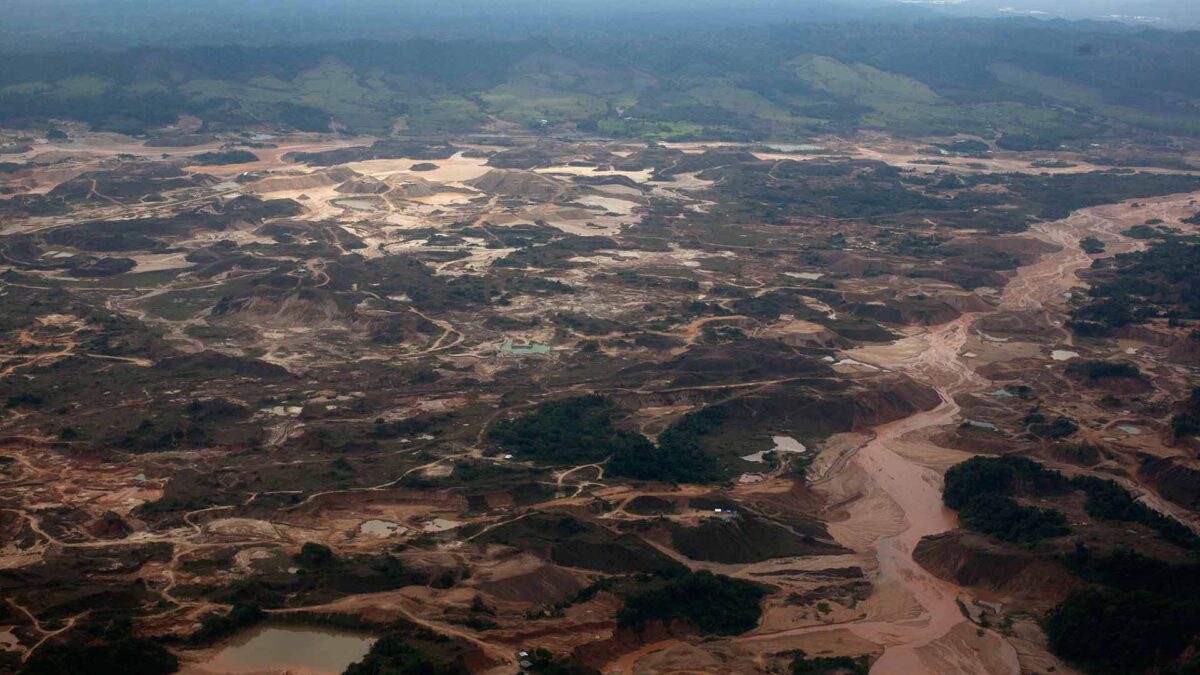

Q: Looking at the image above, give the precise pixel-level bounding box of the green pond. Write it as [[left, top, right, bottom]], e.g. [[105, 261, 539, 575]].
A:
[[501, 340, 550, 354]]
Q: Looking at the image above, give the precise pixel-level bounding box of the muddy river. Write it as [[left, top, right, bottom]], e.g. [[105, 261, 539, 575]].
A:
[[765, 194, 1184, 674]]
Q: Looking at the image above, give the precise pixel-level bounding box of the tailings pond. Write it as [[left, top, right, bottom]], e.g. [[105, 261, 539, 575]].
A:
[[190, 625, 375, 674]]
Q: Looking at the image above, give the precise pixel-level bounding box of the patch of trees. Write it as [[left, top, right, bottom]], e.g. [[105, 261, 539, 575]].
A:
[[1065, 545, 1200, 597], [1069, 238, 1200, 336], [0, 89, 187, 135], [789, 652, 870, 675], [1073, 476, 1200, 550], [494, 235, 614, 270], [489, 396, 725, 483], [344, 622, 474, 675], [955, 492, 1070, 544], [1094, 155, 1200, 172], [66, 255, 136, 278], [944, 456, 1200, 550], [286, 140, 457, 167], [1046, 548, 1200, 675], [942, 456, 1072, 543], [1080, 237, 1105, 254], [996, 133, 1060, 152], [210, 550, 429, 610], [277, 103, 331, 132], [6, 391, 43, 408], [1024, 411, 1079, 439], [1122, 224, 1167, 239], [295, 542, 336, 568], [698, 159, 943, 224], [458, 222, 557, 249], [1065, 360, 1143, 380], [488, 395, 650, 465], [933, 139, 990, 156], [616, 569, 767, 636], [1045, 587, 1200, 675], [591, 271, 700, 293], [524, 649, 601, 675], [115, 398, 254, 453], [960, 172, 1200, 222], [353, 255, 568, 314], [188, 150, 258, 165], [189, 603, 265, 645], [476, 512, 682, 575], [552, 311, 627, 336], [1172, 388, 1200, 438], [21, 619, 178, 675], [609, 405, 724, 483]]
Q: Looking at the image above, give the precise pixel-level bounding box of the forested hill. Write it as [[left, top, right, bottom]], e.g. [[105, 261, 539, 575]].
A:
[[2, 19, 1199, 144], [0, 0, 890, 52]]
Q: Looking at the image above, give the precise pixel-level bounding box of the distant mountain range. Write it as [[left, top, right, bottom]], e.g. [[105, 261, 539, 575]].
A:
[[2, 18, 1198, 144]]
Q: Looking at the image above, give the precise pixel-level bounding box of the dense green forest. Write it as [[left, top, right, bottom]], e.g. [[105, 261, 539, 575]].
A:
[[1173, 389, 1200, 438], [1046, 547, 1200, 674], [3, 20, 1200, 142], [1069, 237, 1200, 336], [943, 456, 1200, 550], [343, 621, 475, 675], [614, 569, 768, 635], [942, 456, 1071, 544], [487, 396, 725, 483], [19, 619, 178, 675], [944, 457, 1200, 671]]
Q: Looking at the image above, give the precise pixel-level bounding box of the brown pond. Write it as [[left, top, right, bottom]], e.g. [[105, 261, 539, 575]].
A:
[[188, 625, 375, 674]]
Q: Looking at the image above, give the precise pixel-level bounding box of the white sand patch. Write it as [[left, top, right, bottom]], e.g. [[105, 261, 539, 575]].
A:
[[345, 152, 491, 183], [773, 435, 808, 454], [407, 192, 478, 206], [835, 357, 879, 371], [574, 194, 638, 215], [535, 165, 653, 183], [590, 184, 645, 198], [742, 436, 808, 463], [126, 249, 194, 270], [265, 406, 303, 417], [422, 518, 463, 533], [358, 520, 408, 537]]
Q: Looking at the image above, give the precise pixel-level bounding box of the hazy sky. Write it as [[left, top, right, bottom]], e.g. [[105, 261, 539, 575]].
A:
[[0, 0, 1195, 52]]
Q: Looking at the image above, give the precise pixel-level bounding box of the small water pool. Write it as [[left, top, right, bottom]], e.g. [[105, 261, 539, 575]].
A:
[[194, 625, 375, 674]]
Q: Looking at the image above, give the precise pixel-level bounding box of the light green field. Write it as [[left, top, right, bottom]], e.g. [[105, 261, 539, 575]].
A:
[[52, 75, 113, 98], [482, 83, 608, 124]]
